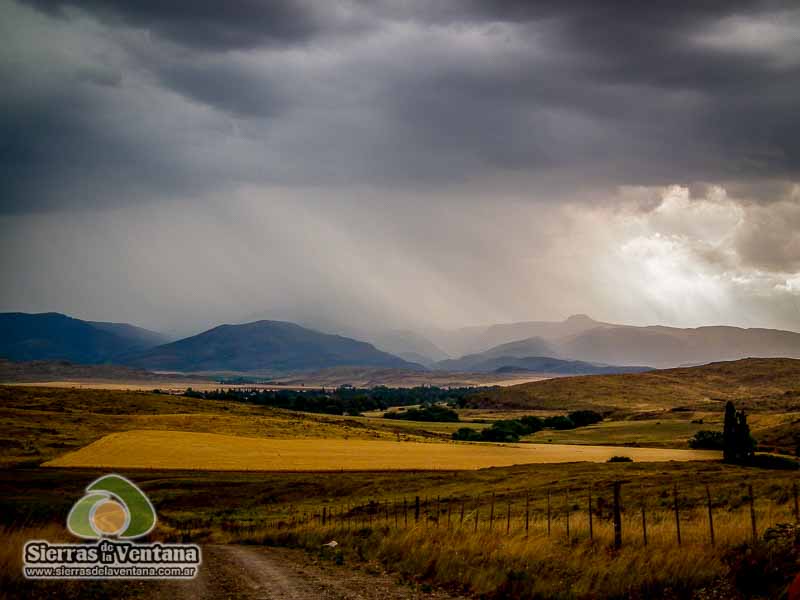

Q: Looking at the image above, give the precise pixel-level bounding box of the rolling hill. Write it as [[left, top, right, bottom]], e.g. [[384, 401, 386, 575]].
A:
[[558, 324, 800, 368], [124, 320, 423, 373], [466, 357, 800, 413], [0, 312, 167, 364], [429, 315, 800, 369], [441, 355, 651, 375], [427, 314, 602, 357], [435, 336, 557, 371]]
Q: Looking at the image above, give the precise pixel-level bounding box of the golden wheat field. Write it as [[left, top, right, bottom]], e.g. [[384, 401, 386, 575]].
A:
[[43, 429, 720, 471]]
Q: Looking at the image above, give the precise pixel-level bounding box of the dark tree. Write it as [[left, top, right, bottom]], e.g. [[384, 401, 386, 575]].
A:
[[723, 401, 755, 464], [723, 401, 736, 462]]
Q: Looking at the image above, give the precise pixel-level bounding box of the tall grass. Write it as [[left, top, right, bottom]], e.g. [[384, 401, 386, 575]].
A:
[[218, 497, 795, 598]]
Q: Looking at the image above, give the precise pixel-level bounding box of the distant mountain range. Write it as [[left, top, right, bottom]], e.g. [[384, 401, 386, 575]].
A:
[[0, 312, 167, 364], [4, 311, 800, 375], [427, 314, 800, 369], [437, 354, 650, 375], [123, 320, 423, 373]]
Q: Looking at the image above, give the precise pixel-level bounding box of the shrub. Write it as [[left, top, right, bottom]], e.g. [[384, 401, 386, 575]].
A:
[[724, 523, 800, 598], [384, 405, 459, 422], [567, 410, 603, 427], [750, 453, 800, 470], [451, 428, 482, 441], [543, 415, 575, 430], [607, 455, 633, 463], [689, 430, 724, 450]]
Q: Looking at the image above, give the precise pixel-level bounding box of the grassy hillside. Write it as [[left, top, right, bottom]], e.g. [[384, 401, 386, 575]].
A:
[[467, 357, 800, 413], [0, 386, 446, 468]]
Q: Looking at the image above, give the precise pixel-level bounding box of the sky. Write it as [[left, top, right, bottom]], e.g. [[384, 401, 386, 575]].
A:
[[1, 0, 800, 337]]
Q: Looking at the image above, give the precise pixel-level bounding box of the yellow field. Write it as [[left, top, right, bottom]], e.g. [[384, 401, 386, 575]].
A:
[[44, 430, 720, 471]]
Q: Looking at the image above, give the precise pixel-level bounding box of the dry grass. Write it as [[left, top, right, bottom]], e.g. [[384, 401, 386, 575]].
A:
[[0, 385, 448, 467], [43, 429, 720, 471], [472, 357, 800, 413], [220, 497, 796, 598]]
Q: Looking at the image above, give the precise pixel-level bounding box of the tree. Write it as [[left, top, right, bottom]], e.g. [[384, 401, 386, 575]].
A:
[[723, 401, 755, 464], [723, 401, 737, 462]]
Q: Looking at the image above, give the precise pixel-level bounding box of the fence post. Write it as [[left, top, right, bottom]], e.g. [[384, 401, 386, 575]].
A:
[[489, 493, 495, 531], [794, 482, 799, 523], [415, 496, 420, 523], [447, 498, 452, 528], [749, 484, 757, 542], [506, 500, 511, 535], [613, 481, 622, 549], [673, 484, 681, 546], [322, 506, 327, 526], [706, 484, 715, 547], [588, 485, 594, 543], [641, 495, 647, 547], [394, 501, 398, 528], [436, 496, 441, 527], [404, 497, 408, 527], [460, 499, 465, 527], [525, 494, 530, 537], [547, 489, 552, 537], [474, 496, 480, 533], [565, 489, 570, 542]]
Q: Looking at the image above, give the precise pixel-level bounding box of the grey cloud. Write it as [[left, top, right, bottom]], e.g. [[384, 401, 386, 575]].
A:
[[4, 0, 800, 213], [22, 0, 328, 50], [3, 0, 800, 335]]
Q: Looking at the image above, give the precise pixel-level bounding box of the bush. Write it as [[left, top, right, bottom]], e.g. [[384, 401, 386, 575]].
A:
[[689, 430, 724, 450], [451, 428, 482, 442], [607, 455, 633, 463], [567, 410, 603, 427], [384, 405, 459, 422], [724, 523, 800, 598], [543, 415, 575, 430], [750, 453, 800, 470]]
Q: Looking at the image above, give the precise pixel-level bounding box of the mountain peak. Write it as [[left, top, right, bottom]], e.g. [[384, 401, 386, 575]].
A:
[[565, 314, 595, 323]]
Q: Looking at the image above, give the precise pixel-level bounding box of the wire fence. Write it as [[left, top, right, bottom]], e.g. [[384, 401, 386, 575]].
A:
[[235, 478, 800, 549]]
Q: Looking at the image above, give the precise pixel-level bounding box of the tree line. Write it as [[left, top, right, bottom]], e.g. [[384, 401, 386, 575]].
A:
[[183, 385, 492, 417]]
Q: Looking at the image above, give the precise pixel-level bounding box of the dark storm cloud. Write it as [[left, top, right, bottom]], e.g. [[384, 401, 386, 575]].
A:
[[21, 0, 328, 50], [2, 0, 798, 214]]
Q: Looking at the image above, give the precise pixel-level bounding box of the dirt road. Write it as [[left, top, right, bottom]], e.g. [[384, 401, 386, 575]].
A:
[[161, 544, 463, 599]]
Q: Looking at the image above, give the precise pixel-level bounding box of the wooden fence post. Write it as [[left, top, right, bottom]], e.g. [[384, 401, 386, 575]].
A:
[[673, 484, 681, 546], [415, 496, 420, 523], [547, 489, 552, 537], [404, 497, 408, 527], [460, 499, 465, 527], [565, 489, 570, 542], [794, 482, 799, 523], [613, 481, 622, 550], [588, 486, 594, 543], [641, 495, 647, 547], [322, 506, 327, 526], [489, 493, 495, 531], [447, 498, 452, 528], [525, 494, 530, 537], [506, 500, 511, 535], [749, 484, 757, 542], [706, 485, 715, 547], [394, 501, 398, 528], [474, 496, 480, 533]]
